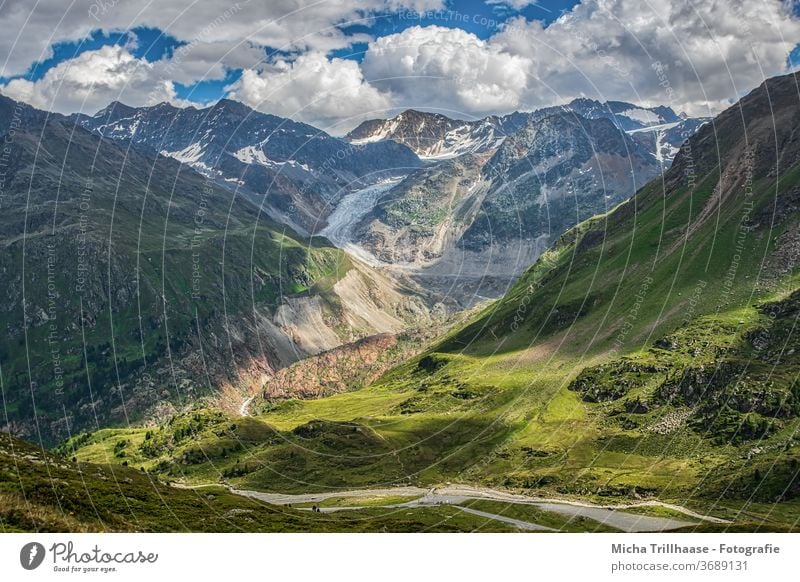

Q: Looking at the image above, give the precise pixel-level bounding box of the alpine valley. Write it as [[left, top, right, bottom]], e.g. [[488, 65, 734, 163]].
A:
[[2, 70, 799, 534]]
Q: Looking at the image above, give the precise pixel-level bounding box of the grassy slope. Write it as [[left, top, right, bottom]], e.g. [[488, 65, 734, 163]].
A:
[[0, 98, 356, 443]]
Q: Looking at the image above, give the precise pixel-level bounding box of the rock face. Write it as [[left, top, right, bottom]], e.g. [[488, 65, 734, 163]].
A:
[[461, 113, 661, 250], [347, 109, 526, 159], [549, 98, 682, 131], [72, 100, 422, 233], [627, 117, 711, 166], [355, 154, 489, 264], [348, 112, 662, 305], [527, 99, 711, 170], [342, 100, 706, 305], [261, 333, 401, 401]]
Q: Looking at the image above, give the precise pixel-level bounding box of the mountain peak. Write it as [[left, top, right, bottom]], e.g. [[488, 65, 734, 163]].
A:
[[568, 96, 603, 108], [396, 108, 453, 121], [347, 109, 510, 158], [93, 100, 137, 119], [211, 97, 255, 115]]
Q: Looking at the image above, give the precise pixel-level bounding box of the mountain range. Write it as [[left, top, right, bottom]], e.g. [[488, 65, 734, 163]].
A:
[[72, 99, 422, 234], [69, 95, 710, 309], [346, 102, 699, 303], [3, 73, 799, 533], [346, 98, 708, 164]]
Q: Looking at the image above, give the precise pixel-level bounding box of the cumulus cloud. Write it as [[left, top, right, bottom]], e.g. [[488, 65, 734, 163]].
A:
[[362, 25, 531, 116], [161, 40, 266, 86], [0, 45, 193, 114], [355, 0, 800, 120], [492, 0, 800, 115], [228, 51, 392, 131]]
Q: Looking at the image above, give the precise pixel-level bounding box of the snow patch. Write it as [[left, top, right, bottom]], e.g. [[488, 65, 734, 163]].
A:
[[350, 134, 386, 145], [619, 108, 663, 126], [161, 142, 205, 164], [233, 145, 271, 165], [625, 121, 680, 134]]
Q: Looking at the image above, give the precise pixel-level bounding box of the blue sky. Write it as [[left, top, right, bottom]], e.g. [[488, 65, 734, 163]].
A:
[[791, 44, 800, 68]]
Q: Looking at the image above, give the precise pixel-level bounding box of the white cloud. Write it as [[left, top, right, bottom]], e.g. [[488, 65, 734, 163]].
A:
[[0, 45, 194, 114], [0, 0, 444, 120], [362, 25, 532, 116], [228, 51, 392, 131], [491, 0, 800, 116], [160, 40, 266, 86], [355, 0, 800, 120]]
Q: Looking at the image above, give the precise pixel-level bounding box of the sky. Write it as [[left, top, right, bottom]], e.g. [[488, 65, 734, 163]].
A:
[[0, 0, 798, 134]]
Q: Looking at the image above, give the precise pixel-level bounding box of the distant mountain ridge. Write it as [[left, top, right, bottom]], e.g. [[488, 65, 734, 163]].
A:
[[347, 109, 528, 160], [72, 99, 422, 233], [72, 96, 705, 266], [347, 99, 709, 165], [350, 109, 664, 304]]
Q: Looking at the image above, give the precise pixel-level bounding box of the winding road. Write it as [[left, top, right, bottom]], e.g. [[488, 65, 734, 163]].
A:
[[228, 484, 728, 532]]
